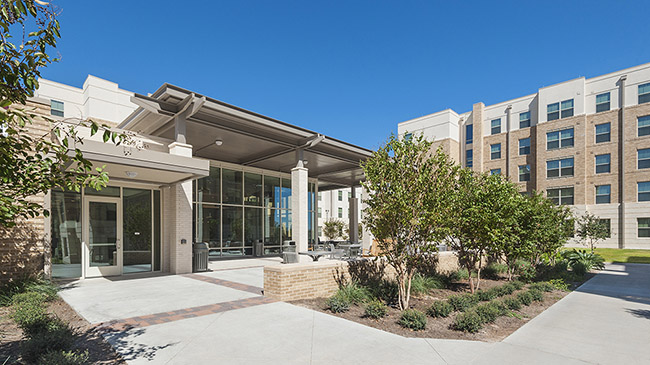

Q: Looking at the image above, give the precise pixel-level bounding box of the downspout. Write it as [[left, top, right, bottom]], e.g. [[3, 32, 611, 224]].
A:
[[618, 75, 627, 249]]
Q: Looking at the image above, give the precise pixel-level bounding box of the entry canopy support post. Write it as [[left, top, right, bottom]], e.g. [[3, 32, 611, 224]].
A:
[[349, 187, 359, 244], [292, 159, 310, 262], [361, 185, 372, 253], [168, 142, 194, 274]]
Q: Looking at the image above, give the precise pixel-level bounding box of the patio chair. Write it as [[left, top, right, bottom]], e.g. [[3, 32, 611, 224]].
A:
[[330, 249, 345, 260]]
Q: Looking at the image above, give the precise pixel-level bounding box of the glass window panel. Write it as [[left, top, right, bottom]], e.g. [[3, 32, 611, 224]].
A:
[[196, 205, 220, 250], [222, 169, 243, 205], [264, 176, 281, 208], [222, 206, 243, 248], [639, 116, 650, 136], [547, 103, 559, 113], [264, 208, 282, 247], [281, 178, 292, 209], [88, 201, 118, 267], [308, 183, 316, 211], [466, 149, 473, 168], [153, 190, 161, 271], [50, 99, 64, 117], [123, 188, 152, 273], [84, 185, 120, 197], [196, 167, 220, 203], [561, 99, 574, 109], [281, 209, 292, 242], [465, 124, 473, 144], [519, 138, 530, 155], [490, 169, 501, 175], [244, 207, 263, 247], [519, 111, 531, 129], [639, 148, 650, 169], [51, 190, 82, 278], [596, 93, 610, 103], [244, 172, 262, 206], [491, 119, 501, 134], [638, 218, 650, 237]]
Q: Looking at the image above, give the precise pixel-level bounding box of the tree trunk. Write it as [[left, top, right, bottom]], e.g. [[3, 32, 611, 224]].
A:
[[466, 263, 475, 293], [476, 253, 483, 291]]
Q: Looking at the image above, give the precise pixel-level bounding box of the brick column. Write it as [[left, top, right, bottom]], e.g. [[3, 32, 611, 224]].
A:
[[168, 142, 193, 274], [291, 162, 309, 262], [472, 102, 485, 172]]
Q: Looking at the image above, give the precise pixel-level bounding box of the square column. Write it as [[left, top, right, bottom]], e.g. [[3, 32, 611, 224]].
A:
[[291, 163, 309, 262], [349, 187, 359, 244], [361, 186, 372, 253], [168, 142, 193, 274]]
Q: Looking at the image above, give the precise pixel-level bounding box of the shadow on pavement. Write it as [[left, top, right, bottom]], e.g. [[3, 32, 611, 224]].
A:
[[573, 263, 650, 306]]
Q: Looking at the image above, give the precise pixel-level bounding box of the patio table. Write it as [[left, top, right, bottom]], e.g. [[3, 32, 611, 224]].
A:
[[298, 250, 331, 262]]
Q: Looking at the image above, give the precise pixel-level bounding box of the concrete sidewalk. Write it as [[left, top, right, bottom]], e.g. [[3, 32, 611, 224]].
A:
[[59, 264, 650, 364]]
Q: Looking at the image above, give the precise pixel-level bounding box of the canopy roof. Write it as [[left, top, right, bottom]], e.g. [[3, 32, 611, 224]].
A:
[[119, 84, 372, 190]]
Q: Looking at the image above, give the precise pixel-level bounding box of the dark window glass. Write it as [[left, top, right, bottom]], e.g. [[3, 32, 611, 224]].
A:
[[595, 154, 611, 174], [596, 93, 610, 113], [519, 111, 531, 128], [519, 138, 530, 155], [465, 124, 473, 144], [595, 123, 611, 143], [596, 185, 611, 204]]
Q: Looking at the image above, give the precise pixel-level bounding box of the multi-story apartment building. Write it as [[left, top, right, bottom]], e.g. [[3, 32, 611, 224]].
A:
[[317, 187, 363, 241], [398, 63, 650, 249]]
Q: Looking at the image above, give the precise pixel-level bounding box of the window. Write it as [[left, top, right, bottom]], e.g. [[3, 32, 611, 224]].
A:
[[561, 99, 574, 118], [639, 181, 650, 202], [338, 190, 343, 201], [490, 143, 501, 160], [595, 154, 611, 174], [639, 148, 650, 169], [466, 149, 473, 168], [490, 169, 501, 175], [519, 138, 530, 155], [639, 218, 650, 238], [50, 100, 64, 117], [547, 157, 574, 178], [348, 192, 352, 200], [639, 115, 650, 137], [318, 208, 322, 218], [547, 187, 574, 205], [547, 128, 574, 150], [465, 124, 473, 144], [596, 93, 610, 112], [547, 102, 560, 121], [595, 122, 611, 143], [338, 207, 343, 218], [639, 83, 650, 104], [519, 165, 531, 182], [598, 219, 611, 238], [519, 111, 531, 129], [491, 119, 501, 135], [596, 185, 611, 204], [404, 133, 413, 141], [318, 192, 322, 201]]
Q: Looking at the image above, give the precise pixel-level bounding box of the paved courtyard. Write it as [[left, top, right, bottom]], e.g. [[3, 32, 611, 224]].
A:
[[59, 262, 650, 364]]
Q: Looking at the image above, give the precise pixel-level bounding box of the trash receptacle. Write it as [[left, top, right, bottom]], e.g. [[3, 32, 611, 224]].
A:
[[282, 240, 298, 264], [193, 242, 209, 272], [255, 240, 264, 257]]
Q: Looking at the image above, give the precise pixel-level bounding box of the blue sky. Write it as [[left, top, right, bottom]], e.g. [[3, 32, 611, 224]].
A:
[[43, 0, 650, 150]]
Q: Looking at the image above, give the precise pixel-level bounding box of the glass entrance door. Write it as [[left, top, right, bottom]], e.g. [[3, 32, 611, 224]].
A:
[[83, 197, 122, 277]]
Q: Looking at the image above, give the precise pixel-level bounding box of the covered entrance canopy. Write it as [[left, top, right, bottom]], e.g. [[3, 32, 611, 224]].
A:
[[119, 84, 372, 191]]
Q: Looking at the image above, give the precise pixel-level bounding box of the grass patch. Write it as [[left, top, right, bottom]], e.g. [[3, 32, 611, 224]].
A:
[[593, 248, 650, 264]]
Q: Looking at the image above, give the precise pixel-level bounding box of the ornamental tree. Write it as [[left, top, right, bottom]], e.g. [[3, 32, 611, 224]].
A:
[[575, 212, 609, 253], [322, 218, 346, 241], [0, 0, 128, 227], [362, 134, 458, 310], [528, 192, 575, 265]]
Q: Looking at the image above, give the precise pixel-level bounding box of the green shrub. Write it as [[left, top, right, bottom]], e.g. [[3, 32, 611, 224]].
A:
[[529, 289, 544, 302], [453, 310, 483, 333], [427, 300, 453, 318], [563, 249, 605, 275], [11, 292, 50, 337], [482, 262, 508, 279], [448, 293, 479, 312], [39, 350, 89, 365], [517, 291, 533, 306], [0, 276, 58, 306], [450, 268, 469, 281], [371, 279, 399, 304], [535, 261, 570, 281], [410, 273, 446, 295], [19, 319, 75, 364], [398, 309, 427, 331], [514, 260, 536, 283], [529, 282, 554, 293], [571, 261, 589, 277], [477, 288, 498, 302], [336, 282, 373, 304], [326, 295, 350, 313], [511, 280, 525, 290], [364, 300, 387, 319], [549, 278, 570, 291], [475, 302, 501, 323], [502, 296, 521, 311], [498, 283, 516, 296]]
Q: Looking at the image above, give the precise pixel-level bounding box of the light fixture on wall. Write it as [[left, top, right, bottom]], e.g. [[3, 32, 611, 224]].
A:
[[215, 139, 223, 146], [125, 171, 138, 178]]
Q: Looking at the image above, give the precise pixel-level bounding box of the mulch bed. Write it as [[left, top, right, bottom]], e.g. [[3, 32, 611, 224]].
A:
[[0, 298, 125, 364], [291, 278, 571, 342]]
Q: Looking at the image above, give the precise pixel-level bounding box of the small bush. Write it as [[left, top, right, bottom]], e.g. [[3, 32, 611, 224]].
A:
[[336, 282, 373, 304], [450, 268, 469, 281], [410, 273, 446, 295], [326, 295, 350, 313], [571, 261, 589, 277], [529, 289, 544, 302], [498, 283, 516, 296], [39, 350, 89, 365], [364, 300, 387, 319], [535, 261, 570, 281], [502, 296, 521, 311], [427, 300, 453, 318], [11, 292, 50, 338], [514, 260, 536, 283], [372, 279, 399, 304], [511, 280, 525, 290], [448, 293, 479, 312], [475, 302, 501, 323], [453, 310, 483, 333], [549, 278, 570, 291], [482, 262, 508, 279], [517, 291, 533, 306], [563, 249, 605, 274], [529, 282, 554, 293], [398, 309, 427, 331], [477, 288, 498, 302], [0, 276, 58, 306], [20, 319, 75, 364]]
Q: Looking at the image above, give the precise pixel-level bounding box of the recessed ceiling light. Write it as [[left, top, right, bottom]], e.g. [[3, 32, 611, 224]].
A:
[[215, 139, 223, 146]]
